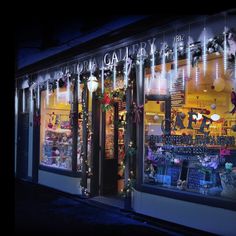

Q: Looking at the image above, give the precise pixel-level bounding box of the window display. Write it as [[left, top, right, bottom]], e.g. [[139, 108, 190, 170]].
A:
[[143, 50, 236, 201], [40, 87, 73, 170], [117, 104, 126, 193]]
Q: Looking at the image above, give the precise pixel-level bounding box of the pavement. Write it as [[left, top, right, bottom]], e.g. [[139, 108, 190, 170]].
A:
[[14, 179, 212, 236]]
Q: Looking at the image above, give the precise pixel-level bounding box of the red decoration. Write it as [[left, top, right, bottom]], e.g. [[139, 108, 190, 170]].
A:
[[211, 85, 215, 90], [101, 93, 111, 105]]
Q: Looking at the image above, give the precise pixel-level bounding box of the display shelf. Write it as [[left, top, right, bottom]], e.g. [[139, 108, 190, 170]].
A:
[[45, 128, 71, 133]]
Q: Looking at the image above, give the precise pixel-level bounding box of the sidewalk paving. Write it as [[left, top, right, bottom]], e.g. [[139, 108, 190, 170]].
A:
[[14, 179, 210, 236]]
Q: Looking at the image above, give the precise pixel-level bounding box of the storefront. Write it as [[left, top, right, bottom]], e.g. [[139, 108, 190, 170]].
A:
[[15, 12, 236, 234]]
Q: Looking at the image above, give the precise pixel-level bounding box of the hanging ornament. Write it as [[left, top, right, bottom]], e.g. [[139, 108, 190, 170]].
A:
[[22, 88, 25, 113], [213, 79, 225, 92], [231, 124, 236, 132], [153, 114, 159, 121], [211, 104, 216, 110], [180, 112, 186, 119]]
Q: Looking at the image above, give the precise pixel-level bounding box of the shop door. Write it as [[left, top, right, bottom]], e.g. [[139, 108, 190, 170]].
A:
[[16, 113, 29, 179], [101, 104, 118, 195]]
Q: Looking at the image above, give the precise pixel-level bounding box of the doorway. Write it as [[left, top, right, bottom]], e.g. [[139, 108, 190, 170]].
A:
[[99, 101, 126, 197]]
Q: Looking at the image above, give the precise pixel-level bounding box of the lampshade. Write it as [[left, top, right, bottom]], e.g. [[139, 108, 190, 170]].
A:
[[87, 75, 98, 93]]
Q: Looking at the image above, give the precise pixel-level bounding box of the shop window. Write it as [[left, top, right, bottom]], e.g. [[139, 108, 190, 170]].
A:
[[143, 53, 236, 201], [77, 84, 83, 172], [40, 87, 73, 170]]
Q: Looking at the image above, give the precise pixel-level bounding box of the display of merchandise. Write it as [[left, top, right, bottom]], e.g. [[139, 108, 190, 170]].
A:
[[41, 111, 73, 170]]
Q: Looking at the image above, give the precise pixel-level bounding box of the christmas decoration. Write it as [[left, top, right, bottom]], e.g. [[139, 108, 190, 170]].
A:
[[231, 124, 236, 132], [153, 115, 159, 121], [99, 92, 112, 112], [213, 78, 225, 92], [210, 103, 216, 110], [229, 91, 236, 114], [131, 102, 143, 123]]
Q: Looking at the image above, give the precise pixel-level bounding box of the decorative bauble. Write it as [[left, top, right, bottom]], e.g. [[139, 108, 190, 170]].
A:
[[231, 124, 236, 132], [213, 78, 225, 92], [180, 112, 186, 119], [153, 115, 159, 121], [211, 104, 216, 110]]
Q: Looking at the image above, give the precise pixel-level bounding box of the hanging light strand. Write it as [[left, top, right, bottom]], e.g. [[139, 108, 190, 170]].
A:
[[113, 63, 116, 90], [161, 40, 166, 79], [195, 66, 199, 85], [151, 44, 155, 80], [203, 27, 207, 77], [124, 47, 128, 89], [22, 89, 25, 113], [37, 84, 40, 109], [15, 88, 18, 116], [187, 35, 191, 78], [67, 77, 70, 104], [174, 39, 178, 78], [30, 88, 33, 113], [224, 26, 228, 74], [234, 55, 236, 80], [216, 62, 219, 80]]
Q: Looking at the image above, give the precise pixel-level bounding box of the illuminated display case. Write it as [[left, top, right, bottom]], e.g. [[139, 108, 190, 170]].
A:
[[143, 53, 236, 201]]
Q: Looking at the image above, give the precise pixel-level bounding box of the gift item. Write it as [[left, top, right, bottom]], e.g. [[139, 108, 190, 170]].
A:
[[220, 170, 236, 199]]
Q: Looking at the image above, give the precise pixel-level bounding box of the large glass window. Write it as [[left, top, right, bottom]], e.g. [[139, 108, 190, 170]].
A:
[[40, 86, 73, 170], [143, 50, 236, 201]]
